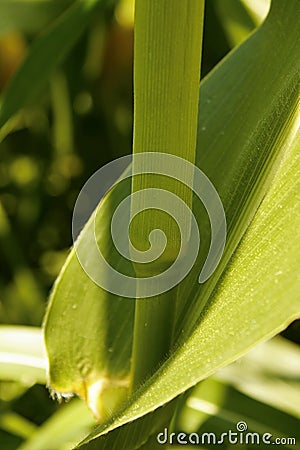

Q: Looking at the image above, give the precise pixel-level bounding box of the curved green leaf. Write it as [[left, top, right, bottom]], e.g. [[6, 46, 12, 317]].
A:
[[67, 0, 300, 446], [17, 399, 95, 450], [173, 377, 300, 449], [216, 337, 300, 419], [0, 0, 73, 36], [0, 0, 106, 136], [44, 178, 135, 420], [0, 326, 46, 385], [43, 0, 300, 447], [76, 93, 300, 449]]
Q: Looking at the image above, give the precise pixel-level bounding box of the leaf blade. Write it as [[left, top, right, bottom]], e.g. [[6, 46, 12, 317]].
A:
[[68, 0, 300, 446], [0, 0, 104, 133]]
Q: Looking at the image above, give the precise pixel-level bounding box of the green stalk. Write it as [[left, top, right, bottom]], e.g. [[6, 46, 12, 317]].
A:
[[130, 0, 204, 388], [50, 71, 74, 156]]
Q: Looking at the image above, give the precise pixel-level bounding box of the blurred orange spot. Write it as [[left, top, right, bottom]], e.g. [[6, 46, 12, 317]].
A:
[[0, 33, 26, 89]]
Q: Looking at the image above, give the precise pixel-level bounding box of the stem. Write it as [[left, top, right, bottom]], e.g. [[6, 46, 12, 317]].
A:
[[130, 0, 204, 389], [50, 71, 74, 156]]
